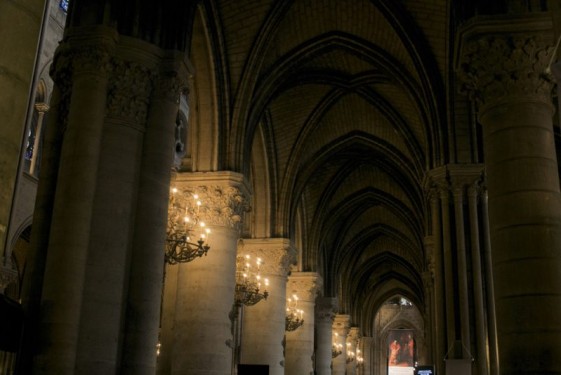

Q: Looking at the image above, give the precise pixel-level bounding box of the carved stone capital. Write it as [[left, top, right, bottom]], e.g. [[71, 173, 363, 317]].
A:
[[237, 238, 296, 277], [106, 58, 155, 124], [34, 103, 50, 113], [458, 31, 554, 110], [153, 52, 193, 103], [315, 297, 338, 322], [348, 326, 360, 342], [173, 171, 251, 231], [286, 272, 323, 302], [51, 34, 115, 84], [333, 314, 351, 336]]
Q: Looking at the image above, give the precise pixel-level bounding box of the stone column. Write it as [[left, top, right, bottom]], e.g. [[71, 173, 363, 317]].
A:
[[467, 182, 489, 375], [427, 185, 445, 373], [285, 272, 322, 375], [0, 0, 45, 257], [458, 19, 561, 373], [121, 54, 191, 375], [437, 179, 457, 354], [345, 327, 360, 375], [32, 27, 117, 375], [315, 297, 337, 375], [17, 82, 65, 375], [29, 103, 50, 175], [163, 172, 249, 375], [481, 187, 499, 375], [450, 174, 471, 358], [239, 238, 296, 375], [361, 337, 373, 375], [72, 36, 161, 375], [332, 314, 350, 375]]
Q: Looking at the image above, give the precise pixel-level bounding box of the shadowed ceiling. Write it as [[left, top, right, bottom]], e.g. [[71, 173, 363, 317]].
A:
[[190, 0, 449, 334]]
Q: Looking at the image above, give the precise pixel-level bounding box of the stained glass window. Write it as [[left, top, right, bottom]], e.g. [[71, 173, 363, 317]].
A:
[[60, 0, 69, 12]]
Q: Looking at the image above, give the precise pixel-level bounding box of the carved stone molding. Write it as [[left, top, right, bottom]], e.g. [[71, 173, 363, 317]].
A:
[[237, 238, 296, 277], [458, 34, 555, 109], [172, 171, 252, 231], [315, 297, 338, 322], [286, 272, 323, 302], [333, 314, 351, 336], [34, 103, 50, 113], [106, 59, 155, 124], [173, 185, 249, 230], [153, 73, 188, 104], [348, 326, 360, 342]]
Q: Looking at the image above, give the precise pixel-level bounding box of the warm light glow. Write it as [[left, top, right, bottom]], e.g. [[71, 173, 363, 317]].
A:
[[235, 253, 269, 306], [165, 186, 211, 264]]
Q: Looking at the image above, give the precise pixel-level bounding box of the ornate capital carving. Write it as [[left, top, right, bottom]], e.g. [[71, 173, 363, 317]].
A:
[[176, 185, 249, 230], [172, 172, 251, 231], [34, 103, 50, 113], [106, 59, 155, 124], [348, 326, 360, 342], [51, 41, 114, 85], [333, 314, 351, 336], [286, 272, 323, 302], [315, 297, 338, 322], [153, 74, 188, 104], [237, 238, 296, 277], [458, 34, 555, 109]]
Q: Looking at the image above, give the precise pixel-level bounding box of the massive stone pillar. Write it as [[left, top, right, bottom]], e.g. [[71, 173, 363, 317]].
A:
[[315, 297, 337, 375], [31, 28, 118, 374], [0, 0, 46, 259], [239, 238, 296, 375], [285, 272, 322, 375], [332, 314, 350, 375], [160, 171, 250, 375], [19, 26, 189, 375], [458, 17, 561, 373], [121, 55, 191, 375]]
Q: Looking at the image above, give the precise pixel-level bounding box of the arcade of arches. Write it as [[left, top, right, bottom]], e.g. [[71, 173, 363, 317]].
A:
[[2, 1, 561, 374]]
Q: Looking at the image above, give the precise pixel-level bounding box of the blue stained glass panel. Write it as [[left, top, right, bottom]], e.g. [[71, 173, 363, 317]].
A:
[[60, 0, 69, 12]]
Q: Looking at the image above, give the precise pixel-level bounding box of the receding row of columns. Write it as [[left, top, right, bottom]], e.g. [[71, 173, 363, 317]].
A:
[[154, 179, 369, 375]]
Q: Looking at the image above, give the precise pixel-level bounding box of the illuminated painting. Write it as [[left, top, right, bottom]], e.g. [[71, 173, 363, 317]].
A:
[[387, 329, 415, 375]]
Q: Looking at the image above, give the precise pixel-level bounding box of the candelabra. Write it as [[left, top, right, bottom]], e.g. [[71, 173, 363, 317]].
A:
[[235, 254, 269, 306], [165, 187, 211, 264], [346, 342, 355, 363], [356, 348, 364, 368], [285, 294, 304, 331], [332, 332, 343, 358]]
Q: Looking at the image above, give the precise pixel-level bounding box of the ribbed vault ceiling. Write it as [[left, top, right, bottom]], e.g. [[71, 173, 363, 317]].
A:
[[201, 0, 446, 334]]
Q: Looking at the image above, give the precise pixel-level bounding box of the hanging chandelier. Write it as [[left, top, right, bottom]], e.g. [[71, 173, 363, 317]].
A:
[[332, 333, 343, 358], [285, 294, 304, 331], [356, 348, 364, 368], [346, 342, 355, 363], [235, 254, 269, 306], [165, 187, 211, 264]]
